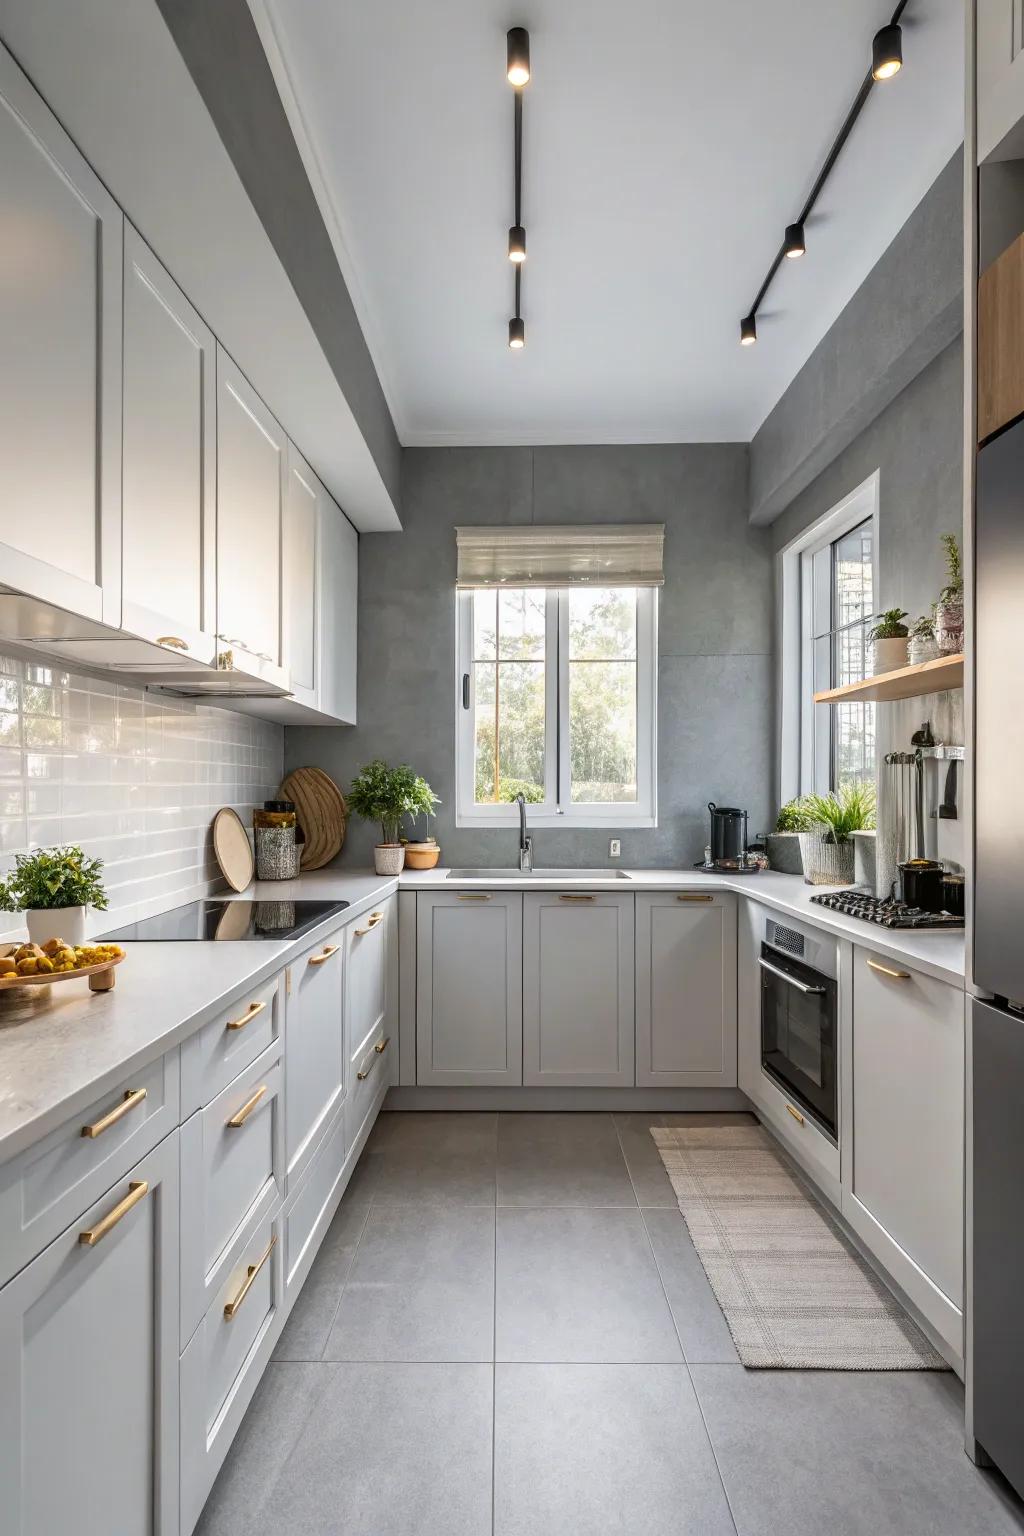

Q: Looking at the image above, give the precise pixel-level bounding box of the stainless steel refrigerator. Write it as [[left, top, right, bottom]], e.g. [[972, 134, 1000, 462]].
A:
[[972, 416, 1024, 1497]]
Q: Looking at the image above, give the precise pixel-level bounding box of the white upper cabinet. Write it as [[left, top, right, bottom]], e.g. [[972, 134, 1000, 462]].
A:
[[215, 347, 286, 676], [635, 893, 737, 1088], [284, 444, 319, 706], [317, 491, 358, 724], [122, 226, 216, 663], [977, 0, 1024, 161], [0, 42, 122, 629]]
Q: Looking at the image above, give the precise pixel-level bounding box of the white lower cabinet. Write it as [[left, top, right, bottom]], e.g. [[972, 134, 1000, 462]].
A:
[[415, 891, 523, 1086], [842, 946, 965, 1357], [0, 1133, 180, 1536], [635, 892, 737, 1087], [523, 891, 635, 1087], [283, 1105, 348, 1310], [344, 896, 395, 1138], [285, 933, 345, 1188]]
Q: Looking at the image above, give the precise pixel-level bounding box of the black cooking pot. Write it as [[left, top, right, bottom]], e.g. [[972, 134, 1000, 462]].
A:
[[708, 803, 748, 865], [899, 858, 944, 913]]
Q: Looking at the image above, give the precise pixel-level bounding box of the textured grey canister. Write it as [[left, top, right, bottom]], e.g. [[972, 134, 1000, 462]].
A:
[[852, 831, 877, 891], [765, 832, 804, 876]]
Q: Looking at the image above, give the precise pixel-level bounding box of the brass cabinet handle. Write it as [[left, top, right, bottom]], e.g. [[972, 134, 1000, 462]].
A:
[[226, 999, 267, 1031], [226, 1084, 268, 1128], [308, 944, 341, 966], [81, 1087, 147, 1139], [224, 1234, 277, 1320], [785, 1103, 805, 1126], [354, 911, 385, 936], [79, 1180, 149, 1246], [456, 893, 491, 902], [156, 635, 188, 650], [676, 893, 713, 903], [559, 893, 595, 902], [867, 957, 911, 981], [357, 1035, 391, 1081]]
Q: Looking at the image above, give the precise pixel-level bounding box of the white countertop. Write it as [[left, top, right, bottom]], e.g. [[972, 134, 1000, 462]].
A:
[[0, 864, 964, 1162]]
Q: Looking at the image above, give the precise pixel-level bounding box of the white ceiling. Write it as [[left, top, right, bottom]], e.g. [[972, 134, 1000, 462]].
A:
[[250, 0, 964, 447]]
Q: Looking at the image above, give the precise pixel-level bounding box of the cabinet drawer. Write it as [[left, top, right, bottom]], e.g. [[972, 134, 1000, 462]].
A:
[[179, 1042, 285, 1344], [286, 931, 346, 1189], [346, 899, 389, 1063], [346, 1023, 392, 1158], [180, 1206, 283, 1535], [282, 1104, 348, 1306], [180, 972, 282, 1116], [0, 1048, 179, 1287]]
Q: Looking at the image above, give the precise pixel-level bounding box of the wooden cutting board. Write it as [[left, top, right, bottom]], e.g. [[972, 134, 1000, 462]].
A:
[[279, 767, 347, 870]]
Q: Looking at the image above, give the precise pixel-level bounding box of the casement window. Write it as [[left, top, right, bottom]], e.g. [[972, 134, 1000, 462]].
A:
[[454, 527, 661, 828]]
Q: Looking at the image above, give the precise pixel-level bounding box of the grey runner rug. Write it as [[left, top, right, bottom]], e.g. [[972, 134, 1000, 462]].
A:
[[651, 1123, 948, 1370]]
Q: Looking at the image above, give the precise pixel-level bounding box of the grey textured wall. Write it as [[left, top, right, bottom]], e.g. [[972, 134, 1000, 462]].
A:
[[287, 446, 774, 869]]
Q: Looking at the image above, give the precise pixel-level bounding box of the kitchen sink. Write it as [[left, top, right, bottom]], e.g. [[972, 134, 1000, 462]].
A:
[[446, 867, 631, 880]]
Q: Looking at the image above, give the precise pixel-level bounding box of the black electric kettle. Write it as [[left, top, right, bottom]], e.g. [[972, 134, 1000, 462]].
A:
[[708, 802, 748, 866]]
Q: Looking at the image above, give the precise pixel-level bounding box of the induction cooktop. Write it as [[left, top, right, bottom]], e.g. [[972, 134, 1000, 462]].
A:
[[98, 898, 350, 943]]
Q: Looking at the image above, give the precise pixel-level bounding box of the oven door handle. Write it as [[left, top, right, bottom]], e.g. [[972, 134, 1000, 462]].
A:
[[758, 956, 826, 995]]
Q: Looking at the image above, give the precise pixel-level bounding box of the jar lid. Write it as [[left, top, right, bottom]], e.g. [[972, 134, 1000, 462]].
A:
[[264, 800, 295, 812]]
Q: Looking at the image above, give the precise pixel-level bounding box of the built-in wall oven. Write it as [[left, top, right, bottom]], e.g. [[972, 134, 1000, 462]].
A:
[[759, 916, 838, 1143]]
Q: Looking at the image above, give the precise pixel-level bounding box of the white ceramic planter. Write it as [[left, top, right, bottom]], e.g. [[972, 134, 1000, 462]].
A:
[[25, 905, 87, 946], [872, 635, 909, 675], [908, 634, 940, 666], [373, 844, 406, 876]]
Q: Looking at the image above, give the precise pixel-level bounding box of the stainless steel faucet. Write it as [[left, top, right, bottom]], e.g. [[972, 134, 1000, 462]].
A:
[[516, 793, 534, 873]]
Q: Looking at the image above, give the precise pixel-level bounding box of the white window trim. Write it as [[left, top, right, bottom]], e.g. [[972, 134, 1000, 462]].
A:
[[777, 471, 880, 802], [455, 587, 658, 829]]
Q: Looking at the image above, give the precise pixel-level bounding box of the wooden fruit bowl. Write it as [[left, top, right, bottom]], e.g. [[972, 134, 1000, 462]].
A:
[[0, 952, 125, 994]]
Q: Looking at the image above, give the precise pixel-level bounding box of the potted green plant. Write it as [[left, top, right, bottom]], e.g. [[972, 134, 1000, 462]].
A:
[[867, 608, 909, 675], [765, 798, 814, 875], [0, 845, 108, 945], [348, 760, 440, 875], [798, 783, 877, 886], [908, 610, 940, 666], [935, 533, 963, 654]]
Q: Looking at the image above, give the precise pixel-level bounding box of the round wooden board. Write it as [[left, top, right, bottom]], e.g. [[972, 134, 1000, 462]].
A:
[[213, 806, 255, 892], [279, 767, 347, 871], [0, 952, 125, 993]]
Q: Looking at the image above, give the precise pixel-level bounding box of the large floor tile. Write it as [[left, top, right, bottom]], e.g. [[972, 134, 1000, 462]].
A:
[[614, 1111, 756, 1207], [262, 1363, 493, 1536], [497, 1111, 637, 1206], [195, 1363, 334, 1536], [272, 1198, 369, 1362], [496, 1205, 682, 1362], [495, 1364, 735, 1535], [691, 1365, 1024, 1536], [372, 1111, 498, 1205], [324, 1204, 495, 1361], [642, 1207, 739, 1364]]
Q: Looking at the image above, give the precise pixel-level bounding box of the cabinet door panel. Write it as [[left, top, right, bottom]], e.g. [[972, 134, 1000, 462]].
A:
[[122, 225, 215, 659], [283, 446, 319, 703], [523, 893, 634, 1087], [416, 893, 523, 1085], [318, 494, 358, 723], [286, 935, 345, 1187], [216, 348, 284, 667], [0, 1134, 179, 1536], [636, 894, 737, 1087], [0, 43, 122, 625]]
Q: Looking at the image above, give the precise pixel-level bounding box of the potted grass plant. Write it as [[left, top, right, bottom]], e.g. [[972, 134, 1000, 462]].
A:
[[868, 608, 909, 674], [798, 783, 877, 886], [348, 760, 440, 875], [0, 845, 108, 945], [765, 798, 814, 875], [935, 533, 964, 654]]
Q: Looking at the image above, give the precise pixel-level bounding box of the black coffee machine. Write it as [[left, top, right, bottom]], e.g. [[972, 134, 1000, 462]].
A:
[[707, 802, 749, 868]]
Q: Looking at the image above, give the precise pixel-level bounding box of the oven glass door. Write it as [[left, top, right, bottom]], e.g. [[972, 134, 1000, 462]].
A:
[[760, 942, 837, 1140]]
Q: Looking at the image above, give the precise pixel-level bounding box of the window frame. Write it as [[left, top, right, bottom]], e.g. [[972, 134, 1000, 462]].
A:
[[777, 471, 880, 801], [455, 585, 658, 829]]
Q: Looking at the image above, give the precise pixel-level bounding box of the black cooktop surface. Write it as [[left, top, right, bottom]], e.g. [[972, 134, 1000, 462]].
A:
[[810, 891, 964, 929], [98, 898, 350, 943]]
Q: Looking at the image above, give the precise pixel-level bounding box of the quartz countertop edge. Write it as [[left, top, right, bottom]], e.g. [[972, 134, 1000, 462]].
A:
[[0, 866, 963, 1164]]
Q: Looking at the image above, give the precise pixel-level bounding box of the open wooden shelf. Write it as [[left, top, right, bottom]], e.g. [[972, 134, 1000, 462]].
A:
[[814, 653, 964, 705]]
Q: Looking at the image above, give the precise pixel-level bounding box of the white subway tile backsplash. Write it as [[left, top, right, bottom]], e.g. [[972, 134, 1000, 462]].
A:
[[0, 653, 284, 939]]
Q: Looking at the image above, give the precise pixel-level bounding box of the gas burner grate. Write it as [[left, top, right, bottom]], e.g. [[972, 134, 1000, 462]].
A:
[[809, 890, 965, 929]]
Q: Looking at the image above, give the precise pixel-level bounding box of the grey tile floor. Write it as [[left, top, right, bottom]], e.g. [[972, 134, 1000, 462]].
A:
[[196, 1111, 1024, 1536]]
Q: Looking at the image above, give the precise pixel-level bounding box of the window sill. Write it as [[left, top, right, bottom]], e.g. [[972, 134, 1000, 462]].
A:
[[455, 812, 657, 831]]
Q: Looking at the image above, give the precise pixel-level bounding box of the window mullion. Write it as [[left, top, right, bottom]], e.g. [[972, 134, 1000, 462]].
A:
[[556, 591, 571, 812]]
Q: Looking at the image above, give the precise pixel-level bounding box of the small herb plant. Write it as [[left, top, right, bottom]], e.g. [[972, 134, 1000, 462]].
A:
[[348, 760, 440, 845], [801, 782, 877, 845], [910, 611, 936, 639], [0, 845, 108, 911], [867, 608, 909, 641], [774, 798, 814, 833], [940, 533, 963, 602]]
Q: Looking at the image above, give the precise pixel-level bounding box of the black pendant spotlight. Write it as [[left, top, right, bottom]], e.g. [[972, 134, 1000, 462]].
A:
[[738, 2, 907, 346], [507, 28, 529, 349]]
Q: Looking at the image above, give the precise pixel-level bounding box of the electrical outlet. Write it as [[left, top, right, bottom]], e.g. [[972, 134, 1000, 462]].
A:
[[609, 838, 621, 859]]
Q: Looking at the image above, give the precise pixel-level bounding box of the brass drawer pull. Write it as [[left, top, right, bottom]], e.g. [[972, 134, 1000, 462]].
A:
[[308, 944, 341, 966], [226, 998, 267, 1031], [156, 635, 188, 650], [785, 1103, 805, 1126], [79, 1180, 149, 1246], [81, 1087, 148, 1139], [677, 893, 713, 903], [357, 1035, 391, 1080], [224, 1234, 277, 1320], [867, 958, 911, 981], [456, 893, 491, 902], [226, 1084, 268, 1128], [559, 893, 596, 902], [354, 911, 385, 936]]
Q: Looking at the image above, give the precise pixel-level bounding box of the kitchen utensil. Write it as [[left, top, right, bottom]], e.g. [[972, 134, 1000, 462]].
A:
[[707, 803, 748, 866], [253, 800, 298, 880], [212, 807, 255, 892], [899, 858, 944, 912], [278, 767, 347, 870]]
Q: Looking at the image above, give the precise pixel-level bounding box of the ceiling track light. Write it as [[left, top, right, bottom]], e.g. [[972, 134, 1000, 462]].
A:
[[506, 28, 529, 348], [737, 0, 908, 346]]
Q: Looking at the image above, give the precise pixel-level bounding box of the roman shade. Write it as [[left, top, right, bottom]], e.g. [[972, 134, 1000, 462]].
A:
[[455, 524, 665, 588]]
